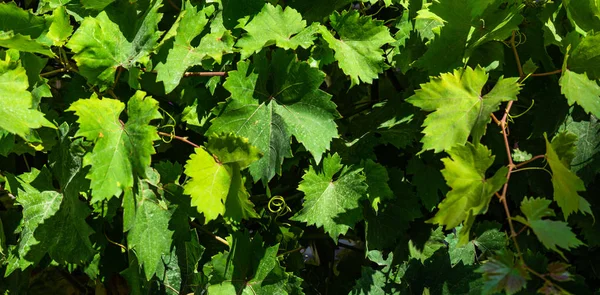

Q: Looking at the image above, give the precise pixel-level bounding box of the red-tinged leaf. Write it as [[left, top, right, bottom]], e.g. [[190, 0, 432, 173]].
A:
[[477, 250, 530, 295], [547, 262, 572, 282]]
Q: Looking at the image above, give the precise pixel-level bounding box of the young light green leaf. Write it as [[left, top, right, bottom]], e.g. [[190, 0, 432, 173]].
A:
[[183, 134, 260, 222], [291, 153, 367, 241], [207, 50, 338, 183], [512, 149, 533, 163], [66, 0, 163, 88], [513, 197, 584, 259], [0, 53, 55, 140], [407, 66, 520, 153], [544, 133, 590, 219], [319, 10, 395, 86], [183, 147, 232, 221], [68, 91, 162, 202], [560, 70, 600, 119], [236, 3, 318, 59], [428, 143, 508, 245], [47, 7, 73, 46]]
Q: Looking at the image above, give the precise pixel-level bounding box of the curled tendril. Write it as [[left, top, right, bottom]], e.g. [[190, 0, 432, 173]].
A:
[[509, 99, 535, 120], [158, 107, 177, 143], [268, 195, 292, 218], [502, 31, 527, 48]]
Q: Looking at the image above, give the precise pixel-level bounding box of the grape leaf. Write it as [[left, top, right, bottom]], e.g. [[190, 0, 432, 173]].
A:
[[361, 159, 393, 211], [319, 10, 395, 86], [445, 229, 476, 266], [559, 69, 600, 119], [286, 0, 354, 23], [513, 197, 583, 259], [183, 134, 260, 222], [561, 115, 600, 172], [204, 232, 303, 294], [569, 32, 600, 80], [46, 7, 73, 46], [4, 169, 62, 274], [68, 91, 162, 202], [291, 153, 367, 241], [0, 2, 54, 56], [563, 0, 600, 34], [207, 50, 338, 183], [544, 133, 590, 219], [0, 52, 55, 140], [127, 183, 174, 281], [66, 0, 163, 88], [512, 149, 533, 163], [407, 66, 520, 153], [477, 250, 529, 295], [416, 0, 523, 74], [155, 2, 234, 93], [428, 143, 508, 245], [236, 3, 318, 59]]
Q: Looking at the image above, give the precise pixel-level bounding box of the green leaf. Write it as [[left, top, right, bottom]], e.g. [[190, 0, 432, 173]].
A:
[[559, 69, 600, 119], [428, 143, 508, 245], [68, 91, 162, 202], [512, 149, 533, 163], [207, 50, 338, 183], [127, 186, 174, 281], [236, 3, 318, 59], [477, 250, 529, 295], [362, 159, 393, 211], [416, 1, 523, 74], [155, 2, 234, 93], [561, 115, 600, 172], [407, 156, 447, 211], [47, 7, 73, 46], [513, 197, 584, 259], [183, 134, 260, 222], [544, 134, 590, 219], [0, 2, 54, 56], [204, 232, 302, 294], [569, 32, 600, 80], [319, 10, 395, 86], [407, 66, 520, 153], [66, 0, 163, 88], [446, 229, 476, 266], [564, 0, 600, 34], [0, 52, 55, 140], [291, 153, 367, 241]]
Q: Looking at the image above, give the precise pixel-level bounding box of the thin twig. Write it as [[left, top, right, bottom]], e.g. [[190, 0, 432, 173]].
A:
[[511, 31, 524, 79], [189, 221, 230, 247], [278, 247, 303, 257], [183, 71, 227, 77], [40, 67, 67, 77], [530, 69, 562, 77], [491, 113, 501, 126], [514, 155, 546, 169], [525, 265, 570, 294], [157, 131, 200, 148], [167, 0, 180, 11]]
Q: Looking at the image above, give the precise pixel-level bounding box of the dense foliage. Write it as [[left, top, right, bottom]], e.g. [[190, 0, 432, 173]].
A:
[[1, 0, 600, 294]]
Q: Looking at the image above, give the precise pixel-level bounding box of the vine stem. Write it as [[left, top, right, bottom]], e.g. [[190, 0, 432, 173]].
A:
[[40, 67, 66, 77], [141, 68, 227, 77], [530, 69, 562, 77], [515, 155, 546, 169], [525, 265, 571, 294], [157, 131, 200, 148]]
